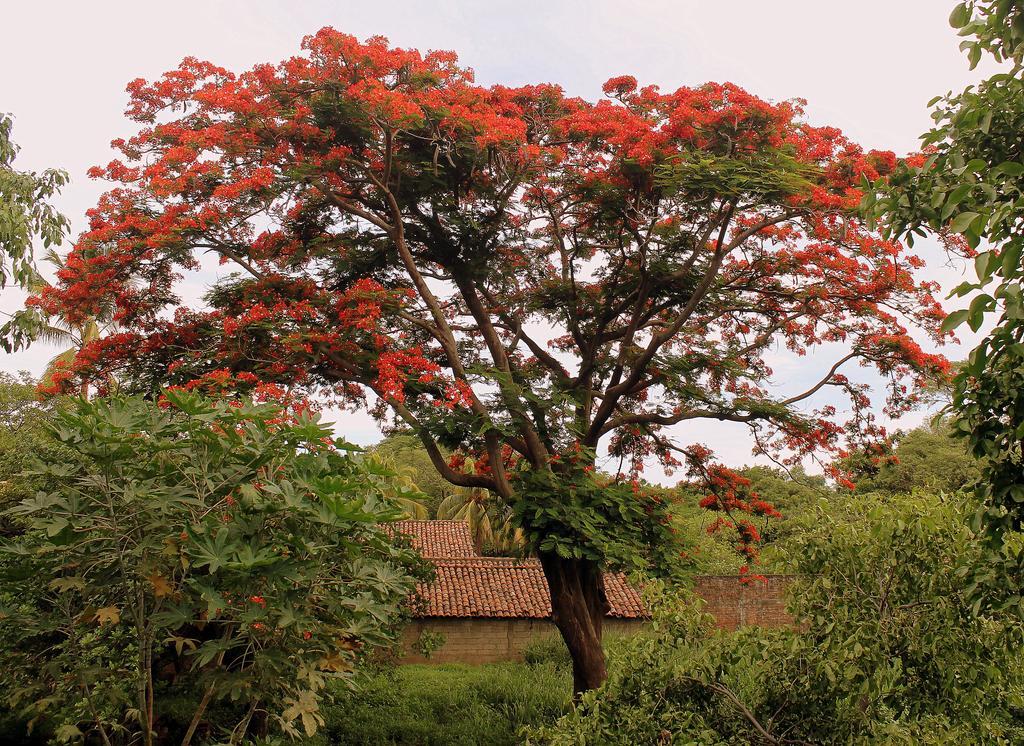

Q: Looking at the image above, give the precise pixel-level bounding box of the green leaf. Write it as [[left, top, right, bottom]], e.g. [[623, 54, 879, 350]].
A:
[[950, 211, 980, 233], [948, 280, 980, 298], [941, 309, 970, 332], [49, 576, 86, 593], [968, 294, 994, 332], [44, 516, 69, 537], [949, 2, 971, 27], [995, 161, 1024, 177], [976, 251, 998, 282], [54, 724, 84, 743], [948, 183, 974, 206], [968, 44, 982, 69], [1002, 242, 1023, 277]]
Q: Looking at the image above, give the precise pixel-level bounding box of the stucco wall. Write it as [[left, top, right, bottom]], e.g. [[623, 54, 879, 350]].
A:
[[401, 575, 793, 664]]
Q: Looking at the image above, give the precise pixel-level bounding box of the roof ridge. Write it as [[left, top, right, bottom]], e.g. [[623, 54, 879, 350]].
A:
[[393, 519, 467, 525], [429, 555, 540, 565]]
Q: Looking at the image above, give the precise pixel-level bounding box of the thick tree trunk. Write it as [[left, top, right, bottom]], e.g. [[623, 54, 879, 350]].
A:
[[538, 551, 610, 696]]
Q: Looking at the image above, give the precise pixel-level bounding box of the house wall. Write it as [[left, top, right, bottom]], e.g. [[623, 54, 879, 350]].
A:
[[400, 618, 645, 664], [401, 575, 793, 664]]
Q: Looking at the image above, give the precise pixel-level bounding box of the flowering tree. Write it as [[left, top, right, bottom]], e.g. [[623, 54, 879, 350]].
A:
[[15, 31, 955, 692]]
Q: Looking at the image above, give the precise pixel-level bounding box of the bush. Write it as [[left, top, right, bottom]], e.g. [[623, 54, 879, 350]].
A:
[[0, 372, 67, 537], [529, 492, 1024, 744], [0, 391, 426, 744]]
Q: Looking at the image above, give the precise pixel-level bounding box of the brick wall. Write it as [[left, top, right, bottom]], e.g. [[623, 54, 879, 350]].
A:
[[400, 575, 794, 664], [695, 574, 792, 630]]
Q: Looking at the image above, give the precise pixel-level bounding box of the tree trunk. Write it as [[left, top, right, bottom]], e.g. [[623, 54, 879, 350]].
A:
[[538, 551, 609, 696]]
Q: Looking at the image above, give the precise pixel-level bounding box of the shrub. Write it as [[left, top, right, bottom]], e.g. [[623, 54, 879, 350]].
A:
[[0, 391, 426, 745], [522, 631, 640, 670], [0, 372, 67, 537], [529, 493, 1024, 744]]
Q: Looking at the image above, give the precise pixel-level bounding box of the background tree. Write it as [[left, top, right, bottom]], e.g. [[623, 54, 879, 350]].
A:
[[437, 477, 524, 555], [26, 32, 956, 693], [670, 464, 832, 573], [363, 449, 430, 519], [368, 431, 454, 514], [0, 372, 66, 536], [866, 0, 1024, 612], [840, 418, 979, 495]]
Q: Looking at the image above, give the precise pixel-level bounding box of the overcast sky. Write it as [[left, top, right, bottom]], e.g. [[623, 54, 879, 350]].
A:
[[0, 1, 998, 478]]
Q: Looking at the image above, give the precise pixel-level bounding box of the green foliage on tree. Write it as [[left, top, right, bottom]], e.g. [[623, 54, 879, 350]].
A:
[[867, 0, 1024, 614], [529, 492, 1024, 744], [950, 0, 1024, 68], [842, 419, 980, 496], [0, 391, 425, 745], [0, 114, 68, 294]]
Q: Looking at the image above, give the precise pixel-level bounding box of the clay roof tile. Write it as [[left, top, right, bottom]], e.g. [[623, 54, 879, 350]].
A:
[[391, 520, 477, 558], [414, 557, 648, 619]]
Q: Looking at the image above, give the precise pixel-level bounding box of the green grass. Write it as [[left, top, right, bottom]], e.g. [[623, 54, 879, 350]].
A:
[[313, 661, 571, 746]]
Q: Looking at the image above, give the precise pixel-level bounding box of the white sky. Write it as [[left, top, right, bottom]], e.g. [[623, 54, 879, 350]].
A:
[[0, 0, 999, 478]]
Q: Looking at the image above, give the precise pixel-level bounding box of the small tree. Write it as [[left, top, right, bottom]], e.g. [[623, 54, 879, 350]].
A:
[[866, 0, 1024, 611], [0, 372, 67, 536], [0, 390, 423, 744], [22, 32, 954, 692]]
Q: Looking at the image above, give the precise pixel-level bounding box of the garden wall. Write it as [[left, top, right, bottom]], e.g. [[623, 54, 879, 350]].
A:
[[694, 574, 793, 630]]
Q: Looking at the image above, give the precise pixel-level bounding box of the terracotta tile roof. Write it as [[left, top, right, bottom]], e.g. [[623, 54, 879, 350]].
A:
[[390, 520, 647, 620], [414, 557, 648, 620], [391, 520, 477, 558]]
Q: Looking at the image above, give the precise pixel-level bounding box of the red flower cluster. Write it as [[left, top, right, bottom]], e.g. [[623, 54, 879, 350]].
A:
[[684, 444, 781, 568]]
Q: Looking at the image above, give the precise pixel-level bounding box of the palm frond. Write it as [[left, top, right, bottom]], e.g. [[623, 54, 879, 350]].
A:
[[35, 326, 75, 346]]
